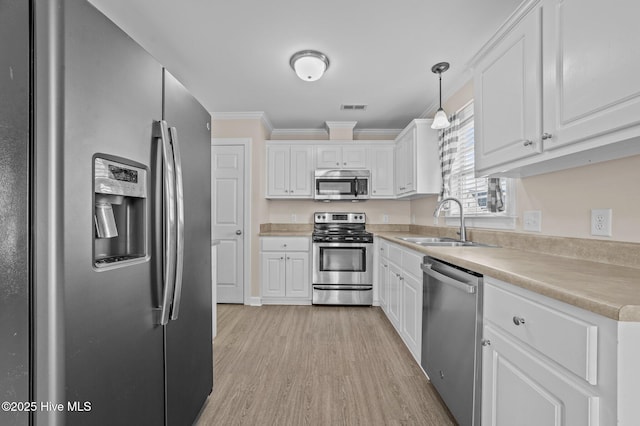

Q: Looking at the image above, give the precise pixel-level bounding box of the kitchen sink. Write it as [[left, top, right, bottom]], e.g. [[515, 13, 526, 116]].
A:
[[397, 236, 496, 248]]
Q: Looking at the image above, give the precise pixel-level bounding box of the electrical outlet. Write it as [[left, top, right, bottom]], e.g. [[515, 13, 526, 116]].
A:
[[591, 209, 612, 237], [523, 210, 542, 232], [291, 214, 297, 223], [383, 214, 389, 224]]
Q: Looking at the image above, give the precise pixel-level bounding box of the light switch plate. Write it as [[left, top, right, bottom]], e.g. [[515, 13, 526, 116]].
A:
[[383, 214, 389, 224], [591, 209, 612, 237], [523, 210, 542, 232]]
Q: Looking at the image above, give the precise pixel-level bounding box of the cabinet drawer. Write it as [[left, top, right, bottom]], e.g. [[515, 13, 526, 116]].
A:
[[388, 243, 403, 265], [261, 237, 309, 252], [484, 282, 598, 384], [401, 249, 423, 279]]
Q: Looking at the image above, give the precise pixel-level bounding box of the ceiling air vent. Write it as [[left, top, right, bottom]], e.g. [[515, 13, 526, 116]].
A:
[[340, 104, 367, 111]]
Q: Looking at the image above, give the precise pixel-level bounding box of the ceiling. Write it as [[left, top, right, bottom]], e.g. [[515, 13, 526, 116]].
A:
[[90, 0, 523, 131]]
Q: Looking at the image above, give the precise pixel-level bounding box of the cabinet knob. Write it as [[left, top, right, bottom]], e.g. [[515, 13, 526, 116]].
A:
[[373, 190, 376, 194], [336, 162, 340, 166], [343, 162, 347, 165], [383, 264, 388, 268], [481, 339, 491, 347], [287, 257, 290, 260], [512, 316, 526, 326], [280, 257, 284, 260], [542, 132, 553, 140], [523, 140, 533, 147], [290, 190, 294, 193], [283, 244, 287, 247], [284, 189, 288, 193], [235, 230, 242, 235]]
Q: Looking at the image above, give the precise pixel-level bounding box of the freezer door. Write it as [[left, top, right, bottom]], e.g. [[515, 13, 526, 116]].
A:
[[0, 1, 30, 425], [60, 2, 165, 425], [163, 70, 213, 426]]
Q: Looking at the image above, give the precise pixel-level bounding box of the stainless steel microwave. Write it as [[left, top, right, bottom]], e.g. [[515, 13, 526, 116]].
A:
[[314, 169, 370, 201]]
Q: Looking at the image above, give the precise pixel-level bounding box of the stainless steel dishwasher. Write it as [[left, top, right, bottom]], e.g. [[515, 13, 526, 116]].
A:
[[421, 257, 483, 426]]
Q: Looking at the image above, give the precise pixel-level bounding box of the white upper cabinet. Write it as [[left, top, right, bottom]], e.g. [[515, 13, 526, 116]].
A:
[[394, 119, 440, 198], [541, 0, 640, 151], [474, 5, 543, 172], [369, 145, 395, 198], [473, 0, 640, 177], [266, 144, 313, 198], [315, 145, 367, 169]]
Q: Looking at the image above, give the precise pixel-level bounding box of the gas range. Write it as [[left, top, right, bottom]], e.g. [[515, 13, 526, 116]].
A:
[[312, 212, 373, 306]]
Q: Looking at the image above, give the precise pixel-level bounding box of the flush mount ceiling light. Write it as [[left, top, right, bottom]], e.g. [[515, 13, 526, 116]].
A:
[[290, 50, 330, 82], [431, 62, 451, 130]]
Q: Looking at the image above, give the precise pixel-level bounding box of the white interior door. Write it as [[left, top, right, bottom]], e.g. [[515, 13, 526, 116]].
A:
[[212, 145, 245, 303]]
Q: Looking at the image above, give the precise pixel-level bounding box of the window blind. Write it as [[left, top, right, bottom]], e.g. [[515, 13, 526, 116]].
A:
[[447, 101, 508, 216]]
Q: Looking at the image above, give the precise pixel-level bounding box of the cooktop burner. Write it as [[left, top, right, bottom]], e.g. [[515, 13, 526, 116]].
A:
[[312, 212, 373, 243]]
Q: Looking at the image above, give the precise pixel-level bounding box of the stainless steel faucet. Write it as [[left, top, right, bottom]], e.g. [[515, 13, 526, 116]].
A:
[[433, 197, 466, 242]]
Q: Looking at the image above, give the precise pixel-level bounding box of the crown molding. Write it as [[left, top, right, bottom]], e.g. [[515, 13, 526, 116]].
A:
[[210, 111, 273, 135], [353, 129, 402, 139], [270, 128, 328, 139]]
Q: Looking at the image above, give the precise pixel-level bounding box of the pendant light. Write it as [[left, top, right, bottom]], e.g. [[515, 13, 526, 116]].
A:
[[431, 62, 450, 129], [290, 50, 330, 82]]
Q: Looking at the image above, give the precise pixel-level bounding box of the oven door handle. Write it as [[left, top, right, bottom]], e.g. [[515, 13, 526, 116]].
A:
[[313, 285, 372, 291]]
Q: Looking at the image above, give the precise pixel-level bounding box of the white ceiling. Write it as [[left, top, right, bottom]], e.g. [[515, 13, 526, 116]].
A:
[[90, 0, 523, 131]]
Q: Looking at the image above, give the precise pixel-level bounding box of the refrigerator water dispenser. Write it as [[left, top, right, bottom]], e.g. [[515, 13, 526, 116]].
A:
[[93, 156, 148, 267]]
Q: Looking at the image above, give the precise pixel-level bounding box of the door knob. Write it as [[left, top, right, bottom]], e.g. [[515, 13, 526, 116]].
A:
[[235, 230, 242, 235]]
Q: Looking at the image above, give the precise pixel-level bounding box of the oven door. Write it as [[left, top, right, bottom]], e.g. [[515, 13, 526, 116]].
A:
[[312, 242, 373, 285]]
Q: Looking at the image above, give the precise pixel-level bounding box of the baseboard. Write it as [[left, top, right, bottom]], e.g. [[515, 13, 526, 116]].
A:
[[246, 296, 262, 306]]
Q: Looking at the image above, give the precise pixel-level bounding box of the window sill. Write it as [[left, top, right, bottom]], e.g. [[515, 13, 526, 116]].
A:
[[444, 215, 516, 230]]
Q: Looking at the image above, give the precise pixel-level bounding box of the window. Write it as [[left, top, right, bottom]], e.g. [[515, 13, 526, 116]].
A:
[[444, 101, 515, 227]]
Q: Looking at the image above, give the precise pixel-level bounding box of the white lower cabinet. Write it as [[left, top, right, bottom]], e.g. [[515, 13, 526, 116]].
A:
[[387, 262, 402, 331], [481, 276, 637, 426], [377, 238, 423, 363], [260, 237, 311, 304], [400, 271, 422, 360], [482, 324, 598, 426]]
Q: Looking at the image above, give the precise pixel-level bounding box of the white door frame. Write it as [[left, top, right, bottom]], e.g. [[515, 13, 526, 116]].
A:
[[211, 137, 252, 305]]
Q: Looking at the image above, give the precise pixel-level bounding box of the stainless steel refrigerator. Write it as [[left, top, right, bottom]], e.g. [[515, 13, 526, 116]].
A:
[[0, 0, 213, 425]]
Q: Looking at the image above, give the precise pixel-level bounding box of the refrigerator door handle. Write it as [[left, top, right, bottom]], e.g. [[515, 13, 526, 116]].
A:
[[155, 120, 177, 325], [169, 126, 184, 321]]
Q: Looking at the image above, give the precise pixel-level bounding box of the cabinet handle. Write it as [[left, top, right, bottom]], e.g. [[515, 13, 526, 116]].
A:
[[512, 316, 526, 326], [542, 132, 553, 140], [481, 339, 491, 347], [523, 140, 533, 147]]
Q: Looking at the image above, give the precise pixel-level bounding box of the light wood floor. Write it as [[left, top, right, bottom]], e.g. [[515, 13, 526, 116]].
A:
[[196, 304, 455, 425]]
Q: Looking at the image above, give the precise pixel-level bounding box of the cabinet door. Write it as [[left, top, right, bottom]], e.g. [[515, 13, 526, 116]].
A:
[[401, 272, 422, 361], [403, 136, 416, 193], [285, 252, 310, 298], [387, 263, 402, 332], [474, 7, 543, 172], [288, 145, 313, 197], [542, 0, 640, 151], [266, 146, 290, 196], [342, 146, 367, 168], [482, 325, 599, 426], [378, 261, 389, 312], [261, 252, 286, 298], [316, 146, 342, 169], [394, 141, 406, 194], [370, 146, 395, 197]]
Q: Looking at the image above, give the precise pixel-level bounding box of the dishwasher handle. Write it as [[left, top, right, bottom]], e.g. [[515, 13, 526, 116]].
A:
[[421, 263, 477, 294]]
